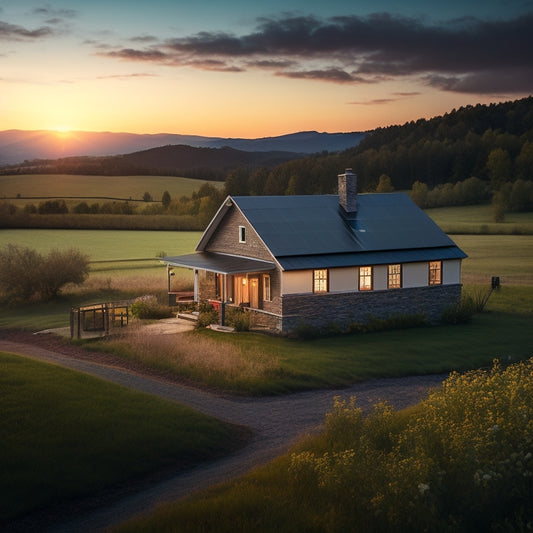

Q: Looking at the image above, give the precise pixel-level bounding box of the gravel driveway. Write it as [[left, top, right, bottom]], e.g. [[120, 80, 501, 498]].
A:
[[0, 334, 446, 533]]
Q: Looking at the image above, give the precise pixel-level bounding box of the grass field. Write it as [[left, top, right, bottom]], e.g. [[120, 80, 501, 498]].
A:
[[0, 228, 201, 260], [426, 204, 533, 234], [0, 174, 222, 204], [452, 234, 533, 285], [0, 352, 245, 525]]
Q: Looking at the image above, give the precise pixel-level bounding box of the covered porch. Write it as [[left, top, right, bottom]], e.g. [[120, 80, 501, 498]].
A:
[[163, 252, 278, 326]]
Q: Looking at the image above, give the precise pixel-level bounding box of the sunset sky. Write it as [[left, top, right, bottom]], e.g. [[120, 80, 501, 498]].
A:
[[1, 0, 532, 137]]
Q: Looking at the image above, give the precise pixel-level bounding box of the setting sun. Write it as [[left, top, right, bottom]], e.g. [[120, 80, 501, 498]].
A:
[[51, 126, 72, 135]]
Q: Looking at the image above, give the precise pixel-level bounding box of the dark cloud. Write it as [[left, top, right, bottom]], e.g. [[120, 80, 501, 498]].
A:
[[0, 20, 54, 40], [130, 35, 158, 43], [348, 98, 397, 105], [103, 48, 168, 62], [278, 68, 362, 83], [246, 59, 295, 69], [99, 12, 533, 94], [33, 7, 77, 19], [425, 67, 533, 94]]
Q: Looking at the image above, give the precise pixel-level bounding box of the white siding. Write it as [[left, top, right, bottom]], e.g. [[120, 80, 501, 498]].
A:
[[283, 270, 312, 294], [281, 259, 462, 295], [443, 259, 461, 285], [403, 263, 428, 288], [373, 265, 388, 291], [330, 267, 356, 292]]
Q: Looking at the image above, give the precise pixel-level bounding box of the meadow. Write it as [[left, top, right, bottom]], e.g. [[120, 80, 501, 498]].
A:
[[426, 204, 533, 235], [0, 174, 222, 205]]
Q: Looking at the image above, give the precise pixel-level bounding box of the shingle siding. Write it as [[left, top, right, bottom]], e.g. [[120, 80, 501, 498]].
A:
[[204, 205, 274, 262]]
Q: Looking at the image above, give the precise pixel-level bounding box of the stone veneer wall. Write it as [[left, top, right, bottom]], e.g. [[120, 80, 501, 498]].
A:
[[279, 284, 462, 333]]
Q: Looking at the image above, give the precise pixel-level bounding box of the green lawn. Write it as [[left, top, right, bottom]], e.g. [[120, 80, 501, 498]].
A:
[[0, 174, 222, 203], [0, 352, 246, 525]]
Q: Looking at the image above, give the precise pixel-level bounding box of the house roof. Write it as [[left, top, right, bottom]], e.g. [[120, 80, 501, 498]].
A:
[[168, 192, 466, 272], [228, 193, 464, 257], [164, 252, 276, 275]]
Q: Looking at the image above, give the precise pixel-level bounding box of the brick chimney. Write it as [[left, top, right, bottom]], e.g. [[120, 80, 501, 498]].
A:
[[338, 169, 357, 214]]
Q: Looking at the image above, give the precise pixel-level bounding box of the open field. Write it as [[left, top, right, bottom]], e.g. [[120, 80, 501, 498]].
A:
[[0, 174, 222, 204], [0, 228, 201, 260], [426, 204, 533, 234], [452, 234, 533, 285], [0, 352, 244, 525]]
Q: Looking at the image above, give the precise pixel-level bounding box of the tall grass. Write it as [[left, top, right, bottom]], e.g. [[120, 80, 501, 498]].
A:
[[116, 358, 533, 532], [98, 325, 282, 394]]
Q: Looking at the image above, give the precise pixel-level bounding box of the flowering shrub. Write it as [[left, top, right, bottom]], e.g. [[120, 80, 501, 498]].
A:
[[289, 359, 533, 531], [130, 295, 173, 320]]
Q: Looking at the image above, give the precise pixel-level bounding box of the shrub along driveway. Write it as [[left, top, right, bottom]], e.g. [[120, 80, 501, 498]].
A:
[[0, 333, 446, 533]]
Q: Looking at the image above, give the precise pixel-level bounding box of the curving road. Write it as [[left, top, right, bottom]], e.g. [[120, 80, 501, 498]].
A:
[[0, 338, 446, 533]]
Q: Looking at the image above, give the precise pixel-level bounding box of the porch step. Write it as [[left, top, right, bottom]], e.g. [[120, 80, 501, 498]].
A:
[[177, 311, 199, 322]]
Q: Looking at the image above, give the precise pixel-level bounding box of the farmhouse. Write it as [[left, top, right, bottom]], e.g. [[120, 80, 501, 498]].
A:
[[164, 170, 467, 333]]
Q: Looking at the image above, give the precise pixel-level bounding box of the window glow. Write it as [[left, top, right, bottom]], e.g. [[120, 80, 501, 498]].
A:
[[388, 264, 402, 289], [313, 269, 328, 293], [429, 261, 442, 285], [359, 266, 373, 291]]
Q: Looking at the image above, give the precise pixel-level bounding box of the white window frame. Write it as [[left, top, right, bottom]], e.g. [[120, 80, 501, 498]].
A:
[[239, 225, 246, 243]]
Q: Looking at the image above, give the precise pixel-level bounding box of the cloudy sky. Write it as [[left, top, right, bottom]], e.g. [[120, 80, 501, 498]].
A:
[[1, 0, 532, 137]]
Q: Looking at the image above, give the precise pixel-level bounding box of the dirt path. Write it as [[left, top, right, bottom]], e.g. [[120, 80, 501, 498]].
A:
[[0, 333, 447, 533]]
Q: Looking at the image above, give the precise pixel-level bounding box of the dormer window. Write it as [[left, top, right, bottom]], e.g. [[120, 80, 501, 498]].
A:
[[239, 225, 246, 243]]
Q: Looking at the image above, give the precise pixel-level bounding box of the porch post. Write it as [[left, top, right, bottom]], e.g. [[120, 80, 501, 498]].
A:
[[194, 269, 199, 301], [221, 274, 227, 326]]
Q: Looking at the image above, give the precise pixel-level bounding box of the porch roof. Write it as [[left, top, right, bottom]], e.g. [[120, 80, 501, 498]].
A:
[[164, 252, 276, 275]]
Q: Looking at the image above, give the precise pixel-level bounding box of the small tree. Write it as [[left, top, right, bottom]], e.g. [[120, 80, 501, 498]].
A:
[[492, 190, 508, 222], [162, 190, 171, 209], [143, 192, 153, 202], [39, 248, 90, 299], [376, 174, 394, 193], [0, 244, 89, 302]]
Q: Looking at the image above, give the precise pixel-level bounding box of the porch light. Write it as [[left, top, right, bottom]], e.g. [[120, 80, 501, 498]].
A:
[[242, 278, 247, 285]]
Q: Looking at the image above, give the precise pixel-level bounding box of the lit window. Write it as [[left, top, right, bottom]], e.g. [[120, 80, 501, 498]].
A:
[[239, 226, 246, 243], [359, 266, 373, 291], [313, 269, 328, 293], [388, 264, 402, 289], [429, 261, 442, 285], [263, 274, 271, 301]]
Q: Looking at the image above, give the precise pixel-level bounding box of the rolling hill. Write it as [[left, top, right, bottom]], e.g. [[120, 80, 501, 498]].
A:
[[0, 130, 365, 167]]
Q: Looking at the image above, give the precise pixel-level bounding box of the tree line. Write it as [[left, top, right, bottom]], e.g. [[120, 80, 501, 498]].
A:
[[221, 97, 533, 219]]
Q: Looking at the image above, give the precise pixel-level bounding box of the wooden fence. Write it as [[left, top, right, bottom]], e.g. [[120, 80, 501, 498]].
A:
[[70, 301, 131, 339]]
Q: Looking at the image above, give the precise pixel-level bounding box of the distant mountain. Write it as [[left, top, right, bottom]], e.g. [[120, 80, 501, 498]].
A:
[[0, 129, 365, 166], [0, 144, 312, 180]]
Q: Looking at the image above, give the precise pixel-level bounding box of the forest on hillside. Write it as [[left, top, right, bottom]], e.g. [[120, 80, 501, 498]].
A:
[[225, 97, 533, 197]]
